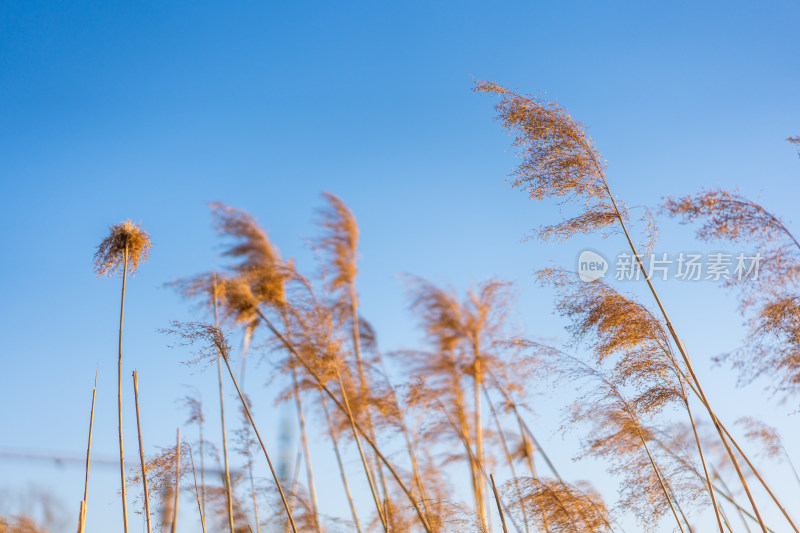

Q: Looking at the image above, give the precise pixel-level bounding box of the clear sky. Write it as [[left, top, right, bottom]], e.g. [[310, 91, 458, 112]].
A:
[[1, 2, 799, 532]]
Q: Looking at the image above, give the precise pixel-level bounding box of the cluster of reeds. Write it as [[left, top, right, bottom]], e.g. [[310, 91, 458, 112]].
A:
[[70, 85, 800, 533]]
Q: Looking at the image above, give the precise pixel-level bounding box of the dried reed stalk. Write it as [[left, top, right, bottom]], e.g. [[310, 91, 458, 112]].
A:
[[171, 428, 180, 533], [95, 221, 150, 533], [321, 392, 362, 533], [484, 387, 530, 533], [318, 192, 390, 521], [237, 326, 262, 533], [77, 366, 98, 533], [720, 422, 799, 532], [476, 82, 768, 532], [377, 358, 433, 527], [490, 474, 510, 533], [437, 398, 523, 533], [472, 346, 487, 529], [212, 274, 236, 533], [278, 310, 321, 533], [188, 445, 206, 533], [253, 308, 433, 533], [334, 365, 388, 531], [218, 341, 298, 533], [133, 371, 153, 533], [117, 248, 130, 533], [284, 449, 302, 533], [292, 368, 321, 532]]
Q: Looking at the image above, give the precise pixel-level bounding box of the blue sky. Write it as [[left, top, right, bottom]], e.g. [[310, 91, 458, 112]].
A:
[[1, 2, 799, 531]]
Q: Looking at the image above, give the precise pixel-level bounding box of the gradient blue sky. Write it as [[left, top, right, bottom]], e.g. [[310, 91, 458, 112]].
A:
[[1, 2, 799, 531]]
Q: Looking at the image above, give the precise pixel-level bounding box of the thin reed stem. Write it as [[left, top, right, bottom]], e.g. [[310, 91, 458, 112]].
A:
[[171, 428, 180, 533], [254, 308, 433, 533], [715, 465, 753, 533], [719, 421, 800, 532], [636, 431, 685, 533], [678, 366, 797, 532], [685, 395, 725, 532], [321, 392, 362, 533], [248, 464, 260, 533], [198, 398, 205, 530], [77, 365, 97, 533], [188, 445, 207, 533], [283, 449, 302, 533], [292, 368, 321, 533], [279, 310, 321, 532], [238, 326, 262, 533], [490, 474, 510, 533], [377, 358, 433, 528], [590, 161, 770, 532], [133, 371, 153, 533], [348, 283, 391, 525], [483, 386, 530, 533], [438, 400, 523, 533], [118, 245, 130, 533], [212, 273, 236, 533], [472, 344, 487, 530], [218, 345, 298, 533], [714, 482, 777, 533], [334, 367, 388, 531]]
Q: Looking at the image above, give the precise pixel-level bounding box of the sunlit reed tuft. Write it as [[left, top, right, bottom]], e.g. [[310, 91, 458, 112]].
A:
[[94, 220, 151, 277]]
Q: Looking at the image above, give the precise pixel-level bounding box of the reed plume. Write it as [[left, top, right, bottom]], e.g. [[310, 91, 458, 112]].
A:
[[209, 202, 321, 530], [316, 192, 391, 523], [404, 276, 536, 530], [170, 271, 239, 533], [127, 441, 190, 532], [164, 321, 298, 533], [0, 515, 50, 533], [402, 280, 483, 527], [210, 202, 292, 309], [538, 268, 727, 527], [788, 136, 799, 156], [664, 188, 800, 307], [477, 81, 773, 531], [663, 186, 800, 530], [256, 299, 433, 531], [503, 477, 610, 533], [539, 269, 688, 414], [94, 220, 151, 278], [94, 219, 151, 533], [473, 81, 640, 245], [736, 417, 800, 486], [547, 350, 689, 530], [665, 189, 800, 406], [183, 394, 206, 527]]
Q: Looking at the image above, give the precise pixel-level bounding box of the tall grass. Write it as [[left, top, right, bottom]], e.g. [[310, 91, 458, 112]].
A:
[[73, 95, 800, 533], [94, 220, 150, 533]]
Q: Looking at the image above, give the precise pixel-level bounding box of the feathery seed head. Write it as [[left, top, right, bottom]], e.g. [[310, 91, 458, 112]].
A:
[[737, 416, 784, 460], [475, 81, 625, 242], [504, 478, 611, 532], [316, 192, 359, 291], [210, 202, 290, 309], [94, 219, 151, 277]]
